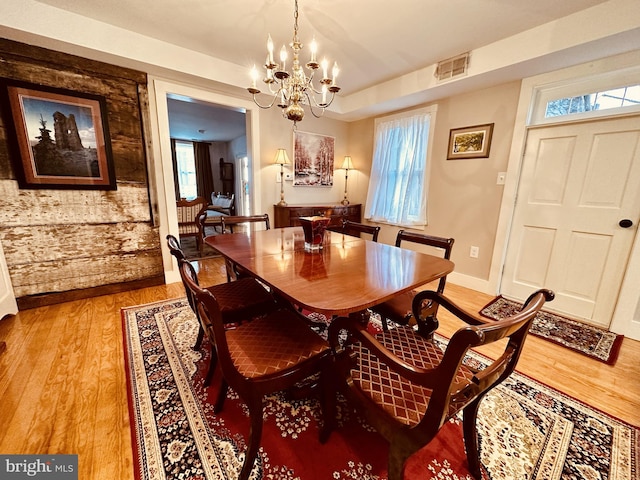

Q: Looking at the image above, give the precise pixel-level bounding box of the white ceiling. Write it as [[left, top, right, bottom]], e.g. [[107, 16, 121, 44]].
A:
[[9, 0, 639, 140], [36, 0, 611, 95]]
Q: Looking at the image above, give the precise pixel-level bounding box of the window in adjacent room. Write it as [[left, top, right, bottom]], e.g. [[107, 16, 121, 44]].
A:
[[365, 106, 437, 228], [175, 140, 197, 199]]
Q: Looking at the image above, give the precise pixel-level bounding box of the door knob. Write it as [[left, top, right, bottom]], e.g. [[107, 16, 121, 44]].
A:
[[619, 219, 633, 228]]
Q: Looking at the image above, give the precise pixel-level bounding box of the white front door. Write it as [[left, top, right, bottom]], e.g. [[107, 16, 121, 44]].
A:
[[0, 240, 18, 320], [501, 115, 640, 330]]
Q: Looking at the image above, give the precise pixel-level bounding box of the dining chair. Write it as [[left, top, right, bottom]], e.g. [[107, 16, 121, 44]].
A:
[[195, 210, 224, 254], [328, 288, 555, 480], [219, 214, 271, 280], [176, 196, 208, 252], [220, 213, 271, 234], [371, 231, 454, 335], [180, 259, 334, 480], [330, 219, 381, 242], [167, 235, 279, 384]]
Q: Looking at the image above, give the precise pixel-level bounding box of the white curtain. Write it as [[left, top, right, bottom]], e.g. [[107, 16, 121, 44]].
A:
[[365, 112, 431, 227]]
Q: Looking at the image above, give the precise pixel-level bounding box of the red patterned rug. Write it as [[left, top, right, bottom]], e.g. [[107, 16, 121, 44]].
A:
[[480, 296, 624, 365], [122, 299, 638, 480]]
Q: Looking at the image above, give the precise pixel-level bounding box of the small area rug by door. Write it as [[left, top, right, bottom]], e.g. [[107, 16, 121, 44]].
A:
[[122, 299, 638, 480], [480, 296, 624, 365]]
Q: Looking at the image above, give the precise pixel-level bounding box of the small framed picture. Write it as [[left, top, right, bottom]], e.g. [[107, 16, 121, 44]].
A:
[[447, 123, 494, 160], [2, 79, 116, 190]]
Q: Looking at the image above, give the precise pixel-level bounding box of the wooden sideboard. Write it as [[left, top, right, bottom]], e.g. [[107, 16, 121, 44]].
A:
[[274, 204, 362, 228]]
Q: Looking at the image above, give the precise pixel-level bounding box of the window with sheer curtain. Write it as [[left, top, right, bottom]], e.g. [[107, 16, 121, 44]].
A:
[[364, 107, 436, 227], [174, 140, 197, 199]]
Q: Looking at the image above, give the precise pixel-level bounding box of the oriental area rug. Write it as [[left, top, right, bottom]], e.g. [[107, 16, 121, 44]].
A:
[[122, 299, 638, 480], [178, 236, 220, 260], [480, 296, 624, 365]]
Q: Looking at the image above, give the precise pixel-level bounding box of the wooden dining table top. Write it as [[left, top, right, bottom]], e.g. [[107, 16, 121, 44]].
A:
[[205, 227, 455, 317]]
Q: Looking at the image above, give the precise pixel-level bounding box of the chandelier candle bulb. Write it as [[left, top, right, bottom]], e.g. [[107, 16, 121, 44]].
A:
[[310, 38, 317, 62], [267, 35, 275, 64], [250, 66, 258, 89]]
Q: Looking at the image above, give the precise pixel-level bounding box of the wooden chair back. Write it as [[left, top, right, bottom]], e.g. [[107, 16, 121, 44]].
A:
[[176, 197, 208, 239], [371, 231, 454, 333], [328, 288, 554, 480], [395, 230, 454, 295], [221, 214, 270, 234], [334, 219, 381, 242]]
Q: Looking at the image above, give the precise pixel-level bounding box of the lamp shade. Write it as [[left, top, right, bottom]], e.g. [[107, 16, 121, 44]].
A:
[[341, 156, 354, 170], [273, 148, 290, 165]]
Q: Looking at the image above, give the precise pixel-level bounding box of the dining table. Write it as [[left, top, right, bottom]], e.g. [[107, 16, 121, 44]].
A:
[[205, 227, 455, 318]]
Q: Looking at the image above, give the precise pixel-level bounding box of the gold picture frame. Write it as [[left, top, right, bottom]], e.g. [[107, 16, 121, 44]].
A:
[[447, 123, 494, 160]]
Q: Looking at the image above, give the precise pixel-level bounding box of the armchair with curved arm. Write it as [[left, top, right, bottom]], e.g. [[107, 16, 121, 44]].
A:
[[328, 288, 554, 480]]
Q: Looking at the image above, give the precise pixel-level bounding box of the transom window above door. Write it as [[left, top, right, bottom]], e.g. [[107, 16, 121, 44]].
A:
[[545, 84, 640, 119]]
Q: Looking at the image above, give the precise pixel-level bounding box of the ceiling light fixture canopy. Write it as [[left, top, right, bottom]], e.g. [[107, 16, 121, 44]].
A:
[[247, 0, 340, 125]]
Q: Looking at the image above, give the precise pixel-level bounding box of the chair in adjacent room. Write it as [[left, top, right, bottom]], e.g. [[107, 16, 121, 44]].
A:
[[181, 259, 334, 480], [330, 219, 381, 242], [328, 288, 555, 480], [167, 235, 279, 384], [371, 231, 454, 335], [176, 196, 208, 252], [210, 192, 235, 216]]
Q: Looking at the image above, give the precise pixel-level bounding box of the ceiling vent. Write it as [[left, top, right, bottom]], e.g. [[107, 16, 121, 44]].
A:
[[435, 53, 470, 82]]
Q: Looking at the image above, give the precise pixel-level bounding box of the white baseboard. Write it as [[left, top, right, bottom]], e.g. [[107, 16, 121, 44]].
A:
[[447, 272, 495, 296]]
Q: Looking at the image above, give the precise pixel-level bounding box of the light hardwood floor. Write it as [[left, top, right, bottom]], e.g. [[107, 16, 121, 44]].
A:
[[0, 257, 638, 480]]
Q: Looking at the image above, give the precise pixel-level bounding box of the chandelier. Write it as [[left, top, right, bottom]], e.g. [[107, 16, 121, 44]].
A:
[[247, 0, 340, 125]]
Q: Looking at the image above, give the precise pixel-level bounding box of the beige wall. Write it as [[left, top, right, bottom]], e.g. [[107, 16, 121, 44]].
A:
[[345, 80, 522, 281], [257, 108, 351, 218]]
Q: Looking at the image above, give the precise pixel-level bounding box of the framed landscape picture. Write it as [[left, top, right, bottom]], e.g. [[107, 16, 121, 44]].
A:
[[293, 131, 334, 186], [447, 123, 494, 160], [2, 80, 116, 190]]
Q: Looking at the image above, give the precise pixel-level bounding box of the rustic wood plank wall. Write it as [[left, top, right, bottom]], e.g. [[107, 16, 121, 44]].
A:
[[0, 38, 163, 307]]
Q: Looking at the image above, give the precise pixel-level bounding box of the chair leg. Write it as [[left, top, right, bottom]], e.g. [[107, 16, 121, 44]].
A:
[[214, 378, 228, 413], [239, 396, 264, 480], [194, 325, 204, 351], [387, 441, 418, 480], [462, 398, 483, 480], [204, 351, 217, 387], [318, 365, 336, 444]]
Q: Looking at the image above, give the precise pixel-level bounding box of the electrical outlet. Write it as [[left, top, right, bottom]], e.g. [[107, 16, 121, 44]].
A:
[[284, 172, 293, 181], [470, 246, 479, 258]]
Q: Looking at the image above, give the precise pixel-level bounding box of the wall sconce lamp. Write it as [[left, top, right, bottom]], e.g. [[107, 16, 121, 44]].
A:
[[274, 148, 290, 206], [341, 155, 354, 205]]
